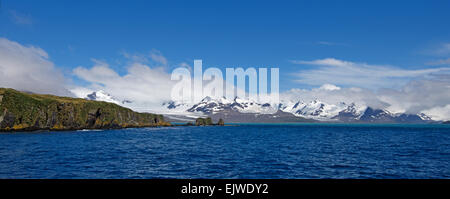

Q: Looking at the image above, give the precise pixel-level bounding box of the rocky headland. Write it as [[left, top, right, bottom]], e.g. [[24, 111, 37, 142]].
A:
[[0, 88, 171, 132]]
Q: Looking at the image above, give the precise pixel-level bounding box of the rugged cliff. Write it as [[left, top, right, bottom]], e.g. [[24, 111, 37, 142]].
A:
[[0, 88, 170, 131]]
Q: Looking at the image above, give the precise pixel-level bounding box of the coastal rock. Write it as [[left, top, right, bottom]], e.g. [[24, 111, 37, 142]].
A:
[[217, 118, 225, 126], [195, 117, 213, 126]]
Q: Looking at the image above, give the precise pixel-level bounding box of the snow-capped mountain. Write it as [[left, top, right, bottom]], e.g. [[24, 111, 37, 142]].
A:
[[185, 96, 277, 114], [161, 100, 193, 113], [84, 90, 131, 105], [332, 103, 366, 122], [279, 100, 366, 120], [356, 107, 433, 123], [417, 113, 433, 121], [78, 90, 435, 123], [283, 101, 432, 123], [178, 96, 433, 123]]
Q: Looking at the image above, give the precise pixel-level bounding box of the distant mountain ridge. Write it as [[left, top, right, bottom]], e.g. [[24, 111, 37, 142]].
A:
[[81, 90, 436, 123], [164, 96, 434, 123]]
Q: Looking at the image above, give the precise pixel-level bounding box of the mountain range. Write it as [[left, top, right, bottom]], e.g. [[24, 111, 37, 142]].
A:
[[84, 91, 436, 123]]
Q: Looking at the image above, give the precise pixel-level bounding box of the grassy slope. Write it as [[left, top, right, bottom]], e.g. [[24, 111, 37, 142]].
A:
[[0, 88, 170, 131]]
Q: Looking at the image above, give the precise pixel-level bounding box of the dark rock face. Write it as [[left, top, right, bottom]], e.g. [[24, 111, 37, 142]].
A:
[[333, 111, 359, 122], [359, 107, 394, 122], [163, 101, 183, 110], [86, 108, 102, 128], [0, 110, 15, 129], [195, 117, 213, 126], [357, 107, 429, 123], [217, 118, 225, 126], [86, 92, 98, 100], [394, 114, 424, 123], [332, 103, 360, 122], [0, 88, 170, 131]]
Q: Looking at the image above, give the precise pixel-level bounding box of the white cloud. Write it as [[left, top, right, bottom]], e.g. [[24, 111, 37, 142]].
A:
[[69, 87, 95, 98], [377, 75, 450, 115], [318, 84, 341, 91], [426, 58, 450, 66], [0, 38, 70, 96], [292, 58, 351, 67], [150, 49, 168, 66], [120, 49, 169, 68], [292, 58, 450, 89], [8, 10, 33, 25], [121, 51, 149, 63], [72, 59, 175, 112], [422, 105, 450, 121], [316, 41, 347, 46], [434, 43, 450, 56]]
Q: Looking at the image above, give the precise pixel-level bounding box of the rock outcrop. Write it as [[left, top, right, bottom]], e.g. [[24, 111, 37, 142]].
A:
[[195, 117, 213, 126], [0, 88, 170, 131], [194, 117, 225, 126], [217, 118, 225, 126]]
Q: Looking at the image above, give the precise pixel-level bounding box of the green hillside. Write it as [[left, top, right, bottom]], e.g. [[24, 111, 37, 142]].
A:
[[0, 88, 170, 131]]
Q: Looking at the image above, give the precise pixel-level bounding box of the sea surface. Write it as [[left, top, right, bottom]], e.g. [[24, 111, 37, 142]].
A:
[[0, 124, 449, 179]]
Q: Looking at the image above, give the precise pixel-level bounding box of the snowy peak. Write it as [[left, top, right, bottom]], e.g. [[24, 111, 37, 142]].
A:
[[358, 107, 395, 122], [84, 90, 131, 105], [331, 103, 365, 122], [79, 90, 435, 123], [355, 107, 432, 123], [85, 90, 120, 104], [418, 113, 432, 121], [280, 99, 350, 120], [162, 100, 195, 113], [278, 100, 431, 123], [187, 97, 228, 114], [186, 96, 277, 114]]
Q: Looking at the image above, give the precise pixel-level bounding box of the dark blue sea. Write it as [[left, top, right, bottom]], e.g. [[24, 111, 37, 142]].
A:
[[0, 124, 449, 179]]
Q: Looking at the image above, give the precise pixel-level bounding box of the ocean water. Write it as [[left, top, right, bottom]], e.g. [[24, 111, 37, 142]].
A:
[[0, 124, 449, 179]]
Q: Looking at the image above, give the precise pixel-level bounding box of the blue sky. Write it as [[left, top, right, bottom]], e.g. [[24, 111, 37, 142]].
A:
[[1, 0, 450, 91]]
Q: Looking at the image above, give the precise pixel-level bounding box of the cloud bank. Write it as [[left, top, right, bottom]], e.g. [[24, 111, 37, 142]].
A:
[[292, 58, 450, 89], [0, 38, 70, 96], [71, 55, 176, 112]]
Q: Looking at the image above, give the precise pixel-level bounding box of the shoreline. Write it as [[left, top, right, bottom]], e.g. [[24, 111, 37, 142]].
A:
[[0, 123, 233, 133], [2, 122, 448, 133]]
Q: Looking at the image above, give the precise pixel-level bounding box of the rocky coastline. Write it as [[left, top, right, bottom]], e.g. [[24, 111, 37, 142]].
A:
[[0, 88, 171, 132]]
